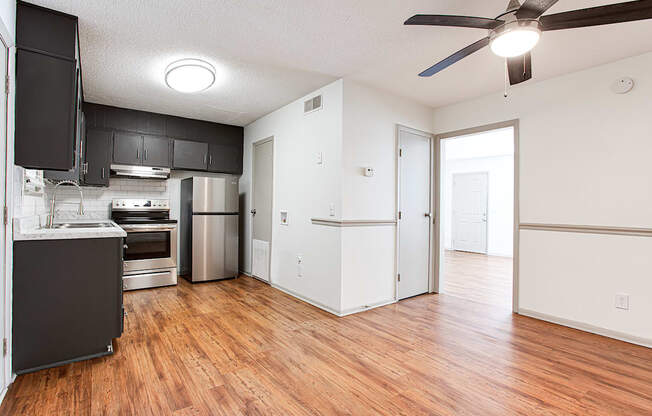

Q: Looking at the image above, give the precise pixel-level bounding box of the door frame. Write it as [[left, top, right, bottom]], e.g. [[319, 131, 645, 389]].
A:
[[395, 125, 434, 301], [0, 28, 11, 399], [250, 136, 274, 284], [434, 120, 520, 313], [451, 171, 489, 254]]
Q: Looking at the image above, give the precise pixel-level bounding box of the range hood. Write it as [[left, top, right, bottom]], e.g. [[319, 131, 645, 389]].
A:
[[110, 164, 170, 180]]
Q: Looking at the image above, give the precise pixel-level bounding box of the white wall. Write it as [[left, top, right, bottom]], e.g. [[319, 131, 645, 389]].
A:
[[432, 51, 652, 344], [340, 79, 432, 312], [241, 79, 433, 314], [242, 80, 344, 312]]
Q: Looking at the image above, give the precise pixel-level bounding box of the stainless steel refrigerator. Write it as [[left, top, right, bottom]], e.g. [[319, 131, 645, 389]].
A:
[[180, 176, 239, 282]]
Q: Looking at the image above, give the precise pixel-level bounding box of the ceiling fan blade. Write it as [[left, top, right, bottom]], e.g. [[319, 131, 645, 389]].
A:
[[507, 52, 532, 85], [516, 0, 559, 19], [419, 37, 490, 77], [405, 15, 503, 30], [539, 0, 652, 31]]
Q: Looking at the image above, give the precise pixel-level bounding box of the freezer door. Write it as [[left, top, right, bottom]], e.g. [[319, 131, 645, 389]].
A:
[[191, 214, 238, 281], [192, 176, 239, 213]]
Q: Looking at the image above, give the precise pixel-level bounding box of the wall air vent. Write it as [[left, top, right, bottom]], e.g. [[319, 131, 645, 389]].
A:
[[304, 94, 323, 114]]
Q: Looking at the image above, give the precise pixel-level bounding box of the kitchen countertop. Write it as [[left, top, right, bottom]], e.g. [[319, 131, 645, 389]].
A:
[[14, 219, 127, 241]]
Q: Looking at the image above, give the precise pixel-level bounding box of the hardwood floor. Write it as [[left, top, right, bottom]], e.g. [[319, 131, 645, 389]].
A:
[[442, 250, 513, 309], [1, 276, 651, 415]]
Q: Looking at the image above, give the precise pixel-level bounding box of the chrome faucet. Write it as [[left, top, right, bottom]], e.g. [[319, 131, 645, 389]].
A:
[[47, 181, 85, 228]]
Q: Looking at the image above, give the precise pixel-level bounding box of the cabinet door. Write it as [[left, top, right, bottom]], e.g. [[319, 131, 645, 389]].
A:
[[84, 129, 112, 186], [173, 140, 208, 171], [142, 135, 171, 168], [208, 144, 242, 174], [14, 49, 76, 170], [113, 132, 143, 165]]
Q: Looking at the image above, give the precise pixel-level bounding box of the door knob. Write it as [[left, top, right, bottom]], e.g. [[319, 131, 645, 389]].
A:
[[251, 209, 257, 215], [424, 213, 432, 218]]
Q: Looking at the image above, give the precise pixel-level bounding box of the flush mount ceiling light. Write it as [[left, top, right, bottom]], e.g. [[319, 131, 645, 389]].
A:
[[489, 20, 541, 58], [165, 59, 215, 93]]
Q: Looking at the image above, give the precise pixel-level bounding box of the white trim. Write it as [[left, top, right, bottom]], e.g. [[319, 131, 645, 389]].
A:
[[271, 282, 395, 317], [271, 283, 341, 316], [435, 120, 520, 312], [519, 223, 652, 238], [338, 298, 397, 317], [310, 218, 396, 227], [519, 308, 652, 348], [239, 270, 270, 285]]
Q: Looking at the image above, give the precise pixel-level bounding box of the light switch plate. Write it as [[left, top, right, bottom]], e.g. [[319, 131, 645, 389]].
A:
[[280, 210, 288, 225]]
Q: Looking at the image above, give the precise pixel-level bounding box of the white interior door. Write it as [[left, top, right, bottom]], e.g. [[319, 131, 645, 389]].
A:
[[251, 138, 273, 282], [398, 128, 431, 300], [0, 35, 8, 392], [452, 172, 488, 254]]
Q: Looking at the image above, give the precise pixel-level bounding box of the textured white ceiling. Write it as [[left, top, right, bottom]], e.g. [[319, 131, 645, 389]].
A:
[[32, 0, 652, 126]]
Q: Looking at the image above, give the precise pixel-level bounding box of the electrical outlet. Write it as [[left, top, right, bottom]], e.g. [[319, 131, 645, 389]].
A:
[[329, 203, 335, 217], [297, 255, 303, 278], [615, 293, 629, 310]]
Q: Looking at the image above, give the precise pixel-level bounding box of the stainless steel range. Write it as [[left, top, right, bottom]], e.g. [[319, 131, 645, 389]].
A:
[[111, 199, 177, 291]]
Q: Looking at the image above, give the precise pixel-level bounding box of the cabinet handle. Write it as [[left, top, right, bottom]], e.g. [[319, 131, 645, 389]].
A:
[[209, 154, 212, 165], [204, 154, 208, 165], [136, 148, 140, 160], [144, 149, 148, 160], [101, 168, 105, 179]]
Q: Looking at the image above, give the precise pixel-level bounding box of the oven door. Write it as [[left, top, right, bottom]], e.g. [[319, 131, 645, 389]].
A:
[[121, 224, 177, 272]]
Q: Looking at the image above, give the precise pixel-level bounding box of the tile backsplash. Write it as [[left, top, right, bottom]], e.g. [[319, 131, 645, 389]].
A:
[[44, 178, 169, 222]]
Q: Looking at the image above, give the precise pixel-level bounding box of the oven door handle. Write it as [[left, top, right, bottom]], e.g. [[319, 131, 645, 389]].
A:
[[120, 224, 177, 232]]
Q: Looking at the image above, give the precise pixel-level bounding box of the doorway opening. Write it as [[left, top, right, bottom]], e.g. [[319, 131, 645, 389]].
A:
[[437, 123, 517, 311]]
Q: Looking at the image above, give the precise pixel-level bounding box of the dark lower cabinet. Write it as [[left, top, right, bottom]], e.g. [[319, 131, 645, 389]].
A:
[[13, 237, 123, 374], [208, 143, 242, 174], [113, 131, 142, 165], [173, 140, 208, 171], [142, 135, 171, 168], [84, 128, 112, 186], [15, 48, 77, 170]]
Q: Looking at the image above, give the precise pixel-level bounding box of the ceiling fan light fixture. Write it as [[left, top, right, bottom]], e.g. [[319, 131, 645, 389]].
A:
[[490, 20, 542, 58], [165, 58, 216, 93]]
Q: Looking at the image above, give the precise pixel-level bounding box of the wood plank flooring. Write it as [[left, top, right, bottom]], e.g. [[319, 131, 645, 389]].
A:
[[442, 250, 513, 309], [1, 276, 651, 415]]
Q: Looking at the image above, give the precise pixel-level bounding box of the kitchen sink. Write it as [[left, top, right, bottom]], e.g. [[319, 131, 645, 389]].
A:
[[48, 222, 115, 229]]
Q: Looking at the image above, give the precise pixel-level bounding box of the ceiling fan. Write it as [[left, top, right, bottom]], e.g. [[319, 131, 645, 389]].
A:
[[405, 0, 652, 86]]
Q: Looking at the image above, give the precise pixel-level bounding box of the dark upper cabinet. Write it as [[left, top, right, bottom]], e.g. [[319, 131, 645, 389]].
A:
[[15, 2, 81, 171], [208, 143, 242, 174], [81, 103, 244, 175], [143, 135, 170, 168], [84, 129, 112, 186], [16, 2, 77, 58], [173, 140, 208, 171], [15, 48, 77, 170], [113, 132, 142, 165]]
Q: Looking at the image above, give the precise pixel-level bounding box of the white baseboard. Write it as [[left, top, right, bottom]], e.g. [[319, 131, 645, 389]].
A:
[[518, 308, 652, 348], [270, 283, 396, 317], [271, 283, 341, 316], [339, 298, 397, 317]]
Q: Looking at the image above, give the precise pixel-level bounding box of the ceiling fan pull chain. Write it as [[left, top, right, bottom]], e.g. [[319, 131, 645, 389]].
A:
[[504, 58, 508, 98]]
